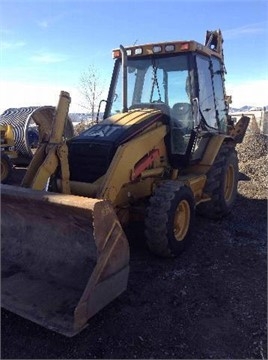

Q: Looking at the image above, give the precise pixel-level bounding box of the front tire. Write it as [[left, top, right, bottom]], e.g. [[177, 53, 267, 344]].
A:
[[145, 181, 195, 257], [197, 143, 238, 219]]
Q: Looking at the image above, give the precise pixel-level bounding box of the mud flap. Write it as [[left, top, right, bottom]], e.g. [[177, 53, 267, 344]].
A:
[[1, 185, 129, 337]]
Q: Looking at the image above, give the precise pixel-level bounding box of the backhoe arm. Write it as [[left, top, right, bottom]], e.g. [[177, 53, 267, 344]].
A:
[[21, 91, 71, 193], [228, 115, 250, 144]]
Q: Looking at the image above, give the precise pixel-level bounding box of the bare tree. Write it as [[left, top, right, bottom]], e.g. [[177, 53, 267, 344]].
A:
[[79, 65, 105, 121]]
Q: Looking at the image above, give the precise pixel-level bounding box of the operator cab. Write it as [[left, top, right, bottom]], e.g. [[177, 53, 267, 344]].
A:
[[103, 34, 228, 167]]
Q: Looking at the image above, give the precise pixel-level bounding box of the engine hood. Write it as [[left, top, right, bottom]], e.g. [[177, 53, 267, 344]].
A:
[[66, 109, 166, 183], [71, 108, 165, 146]]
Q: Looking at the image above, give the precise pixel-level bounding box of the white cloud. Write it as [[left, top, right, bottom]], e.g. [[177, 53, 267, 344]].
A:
[[30, 52, 68, 64], [1, 41, 26, 50], [36, 12, 71, 29], [223, 23, 266, 39], [0, 29, 11, 35], [1, 78, 266, 117], [37, 20, 49, 29], [0, 81, 85, 114], [226, 79, 268, 107]]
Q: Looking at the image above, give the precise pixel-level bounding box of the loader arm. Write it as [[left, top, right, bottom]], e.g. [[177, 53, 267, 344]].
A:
[[1, 91, 130, 337], [21, 91, 71, 193]]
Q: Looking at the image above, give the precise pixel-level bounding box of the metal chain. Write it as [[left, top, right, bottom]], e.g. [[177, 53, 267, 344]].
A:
[[150, 60, 162, 102]]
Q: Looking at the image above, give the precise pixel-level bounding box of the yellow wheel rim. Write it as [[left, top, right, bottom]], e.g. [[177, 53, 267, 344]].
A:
[[173, 200, 190, 241], [224, 164, 234, 203]]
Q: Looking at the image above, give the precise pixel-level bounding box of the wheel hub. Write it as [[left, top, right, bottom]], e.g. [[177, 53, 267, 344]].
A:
[[224, 164, 234, 203], [173, 199, 190, 241]]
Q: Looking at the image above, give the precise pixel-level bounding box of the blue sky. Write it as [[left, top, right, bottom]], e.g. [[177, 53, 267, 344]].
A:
[[0, 0, 267, 113]]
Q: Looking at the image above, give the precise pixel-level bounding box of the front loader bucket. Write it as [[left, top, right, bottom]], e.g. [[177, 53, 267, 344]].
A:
[[1, 185, 129, 337]]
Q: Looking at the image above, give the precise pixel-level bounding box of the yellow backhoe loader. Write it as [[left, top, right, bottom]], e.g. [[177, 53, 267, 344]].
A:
[[1, 30, 249, 337], [1, 124, 17, 183]]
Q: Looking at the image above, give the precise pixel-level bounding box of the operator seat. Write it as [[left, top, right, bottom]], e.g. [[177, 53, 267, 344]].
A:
[[171, 102, 193, 132]]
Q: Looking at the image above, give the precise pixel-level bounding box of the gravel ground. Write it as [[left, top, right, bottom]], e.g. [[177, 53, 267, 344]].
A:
[[1, 132, 267, 359]]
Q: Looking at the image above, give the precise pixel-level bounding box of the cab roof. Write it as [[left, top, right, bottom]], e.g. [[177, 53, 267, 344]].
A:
[[112, 40, 222, 60]]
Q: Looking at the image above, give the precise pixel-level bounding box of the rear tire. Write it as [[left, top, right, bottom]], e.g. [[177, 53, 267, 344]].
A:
[[145, 181, 195, 257], [197, 143, 238, 219], [1, 153, 12, 184]]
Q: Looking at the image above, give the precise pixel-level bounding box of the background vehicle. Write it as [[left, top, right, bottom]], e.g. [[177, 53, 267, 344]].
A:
[[0, 106, 74, 165], [0, 124, 17, 183], [1, 29, 249, 337]]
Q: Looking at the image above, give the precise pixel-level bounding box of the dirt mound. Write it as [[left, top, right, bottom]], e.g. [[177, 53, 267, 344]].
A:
[[237, 133, 268, 161], [236, 132, 268, 198]]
